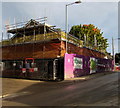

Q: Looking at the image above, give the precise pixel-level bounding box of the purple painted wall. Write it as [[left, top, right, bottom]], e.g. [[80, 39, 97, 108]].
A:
[[64, 54, 74, 78], [64, 53, 90, 79], [64, 53, 113, 79]]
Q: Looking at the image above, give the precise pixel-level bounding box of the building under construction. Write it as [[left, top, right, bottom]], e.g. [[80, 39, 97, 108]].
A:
[[0, 17, 113, 81]]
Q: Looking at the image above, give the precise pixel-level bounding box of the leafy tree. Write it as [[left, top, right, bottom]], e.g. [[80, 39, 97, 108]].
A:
[[69, 24, 108, 51]]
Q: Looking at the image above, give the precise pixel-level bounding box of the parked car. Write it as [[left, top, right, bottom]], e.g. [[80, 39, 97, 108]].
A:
[[115, 64, 120, 71]]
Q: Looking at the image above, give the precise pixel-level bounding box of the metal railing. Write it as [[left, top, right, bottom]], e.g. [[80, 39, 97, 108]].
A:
[[0, 31, 108, 57], [6, 17, 47, 31], [0, 31, 83, 47]]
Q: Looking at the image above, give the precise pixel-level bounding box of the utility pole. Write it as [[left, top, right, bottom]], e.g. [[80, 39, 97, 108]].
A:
[[112, 37, 115, 71], [94, 34, 97, 46], [2, 31, 3, 42], [84, 34, 86, 46]]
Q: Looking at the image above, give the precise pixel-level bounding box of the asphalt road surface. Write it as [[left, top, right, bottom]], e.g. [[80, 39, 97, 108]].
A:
[[2, 72, 119, 107]]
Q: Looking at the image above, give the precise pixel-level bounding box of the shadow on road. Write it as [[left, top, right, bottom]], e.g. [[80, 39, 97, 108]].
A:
[[2, 72, 119, 107]]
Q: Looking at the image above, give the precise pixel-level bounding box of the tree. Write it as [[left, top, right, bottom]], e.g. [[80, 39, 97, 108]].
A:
[[69, 24, 108, 51]]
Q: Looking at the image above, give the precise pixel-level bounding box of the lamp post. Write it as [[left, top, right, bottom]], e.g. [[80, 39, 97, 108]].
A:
[[2, 30, 3, 42], [65, 0, 81, 54], [112, 37, 120, 71]]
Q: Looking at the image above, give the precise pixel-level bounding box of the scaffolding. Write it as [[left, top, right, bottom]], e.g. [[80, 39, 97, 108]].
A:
[[1, 17, 83, 47], [1, 17, 110, 58]]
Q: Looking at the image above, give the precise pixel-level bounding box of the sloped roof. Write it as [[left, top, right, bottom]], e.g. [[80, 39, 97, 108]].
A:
[[7, 19, 55, 34], [25, 19, 39, 27]]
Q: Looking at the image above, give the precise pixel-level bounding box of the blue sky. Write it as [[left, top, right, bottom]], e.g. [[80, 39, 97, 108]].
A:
[[1, 0, 119, 54]]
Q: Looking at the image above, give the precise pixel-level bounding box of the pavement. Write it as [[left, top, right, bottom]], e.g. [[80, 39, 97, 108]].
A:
[[63, 71, 116, 82]]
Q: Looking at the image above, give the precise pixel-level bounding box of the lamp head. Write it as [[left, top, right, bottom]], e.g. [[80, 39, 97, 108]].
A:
[[75, 0, 81, 4]]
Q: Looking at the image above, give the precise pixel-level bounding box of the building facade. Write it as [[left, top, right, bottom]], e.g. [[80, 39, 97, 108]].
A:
[[0, 18, 113, 80]]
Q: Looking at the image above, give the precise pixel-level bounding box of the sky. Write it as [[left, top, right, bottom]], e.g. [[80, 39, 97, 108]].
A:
[[1, 0, 119, 54]]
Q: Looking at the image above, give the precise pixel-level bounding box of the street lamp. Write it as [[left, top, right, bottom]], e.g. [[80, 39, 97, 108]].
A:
[[65, 0, 81, 54], [112, 37, 120, 71]]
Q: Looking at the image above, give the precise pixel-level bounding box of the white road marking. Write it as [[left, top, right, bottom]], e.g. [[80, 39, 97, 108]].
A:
[[1, 92, 31, 99], [0, 94, 10, 98]]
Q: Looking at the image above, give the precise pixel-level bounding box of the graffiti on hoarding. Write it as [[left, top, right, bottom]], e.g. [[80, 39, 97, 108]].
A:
[[90, 57, 97, 74], [74, 57, 83, 69]]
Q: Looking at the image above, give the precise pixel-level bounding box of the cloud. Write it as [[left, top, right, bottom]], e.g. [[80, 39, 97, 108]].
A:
[[2, 0, 119, 2], [67, 2, 118, 53], [2, 2, 118, 53]]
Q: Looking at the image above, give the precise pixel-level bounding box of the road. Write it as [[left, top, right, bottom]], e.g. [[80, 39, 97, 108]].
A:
[[2, 72, 119, 107]]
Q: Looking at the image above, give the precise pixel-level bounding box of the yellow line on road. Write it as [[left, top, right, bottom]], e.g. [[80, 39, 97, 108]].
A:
[[0, 94, 10, 98]]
